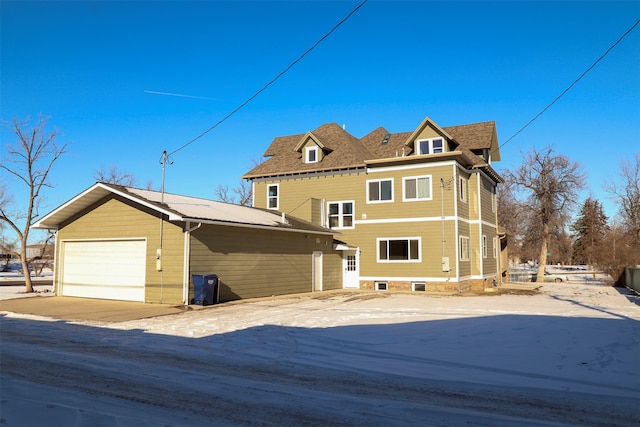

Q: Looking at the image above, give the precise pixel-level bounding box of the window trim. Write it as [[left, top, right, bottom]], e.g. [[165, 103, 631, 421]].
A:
[[412, 282, 426, 292], [493, 237, 498, 259], [491, 186, 497, 212], [375, 281, 388, 291], [483, 235, 488, 258], [377, 237, 421, 263], [458, 176, 468, 203], [402, 175, 433, 202], [267, 184, 279, 210], [327, 200, 355, 230], [367, 178, 394, 204], [416, 137, 445, 155], [459, 236, 470, 261], [305, 146, 318, 163]]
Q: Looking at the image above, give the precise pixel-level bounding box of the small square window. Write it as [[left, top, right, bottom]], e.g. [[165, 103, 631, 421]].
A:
[[375, 282, 388, 291], [306, 146, 318, 163], [412, 282, 426, 292]]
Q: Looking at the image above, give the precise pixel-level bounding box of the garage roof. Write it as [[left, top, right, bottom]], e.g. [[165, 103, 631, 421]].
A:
[[32, 182, 333, 235]]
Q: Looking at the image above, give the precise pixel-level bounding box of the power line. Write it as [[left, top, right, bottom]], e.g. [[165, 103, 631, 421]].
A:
[[496, 17, 640, 152], [169, 0, 368, 157]]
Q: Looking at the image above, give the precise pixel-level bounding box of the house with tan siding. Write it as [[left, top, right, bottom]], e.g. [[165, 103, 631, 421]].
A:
[[243, 116, 506, 292], [32, 183, 340, 304]]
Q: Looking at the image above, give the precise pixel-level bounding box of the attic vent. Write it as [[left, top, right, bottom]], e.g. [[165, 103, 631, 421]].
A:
[[381, 133, 391, 145]]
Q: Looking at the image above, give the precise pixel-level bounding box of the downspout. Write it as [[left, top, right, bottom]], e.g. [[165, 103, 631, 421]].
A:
[[453, 165, 460, 293], [49, 229, 59, 296], [183, 221, 202, 305], [477, 171, 484, 281]]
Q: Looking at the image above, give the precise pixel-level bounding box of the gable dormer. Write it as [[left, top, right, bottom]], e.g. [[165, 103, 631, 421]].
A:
[[404, 116, 455, 156], [294, 132, 333, 164]]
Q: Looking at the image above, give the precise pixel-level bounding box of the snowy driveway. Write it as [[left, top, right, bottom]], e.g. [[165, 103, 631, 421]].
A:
[[2, 283, 639, 426]]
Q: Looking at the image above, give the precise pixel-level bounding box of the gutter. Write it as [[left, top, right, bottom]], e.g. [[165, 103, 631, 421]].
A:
[[182, 221, 202, 305]]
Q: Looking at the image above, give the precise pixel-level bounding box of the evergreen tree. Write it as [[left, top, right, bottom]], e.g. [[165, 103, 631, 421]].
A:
[[571, 197, 608, 266]]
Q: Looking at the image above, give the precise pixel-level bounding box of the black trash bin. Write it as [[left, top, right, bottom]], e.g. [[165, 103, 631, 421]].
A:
[[191, 274, 219, 306]]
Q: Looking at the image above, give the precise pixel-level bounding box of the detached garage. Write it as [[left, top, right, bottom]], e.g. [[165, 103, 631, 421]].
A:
[[33, 182, 341, 305]]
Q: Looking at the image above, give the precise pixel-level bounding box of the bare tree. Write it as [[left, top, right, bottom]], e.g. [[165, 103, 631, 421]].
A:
[[94, 164, 136, 186], [604, 153, 640, 245], [0, 115, 70, 292], [497, 180, 523, 263], [504, 147, 585, 281], [603, 153, 640, 283], [215, 180, 252, 206]]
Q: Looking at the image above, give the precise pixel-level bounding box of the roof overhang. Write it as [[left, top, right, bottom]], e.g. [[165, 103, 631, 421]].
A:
[[31, 183, 181, 230], [365, 151, 476, 168]]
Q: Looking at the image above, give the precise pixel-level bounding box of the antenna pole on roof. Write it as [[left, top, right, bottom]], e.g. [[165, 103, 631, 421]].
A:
[[160, 150, 168, 204]]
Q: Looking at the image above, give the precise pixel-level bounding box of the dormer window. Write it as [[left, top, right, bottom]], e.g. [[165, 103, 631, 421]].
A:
[[417, 137, 444, 155], [305, 146, 318, 163]]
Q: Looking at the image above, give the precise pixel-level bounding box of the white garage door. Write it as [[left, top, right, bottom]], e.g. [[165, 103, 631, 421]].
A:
[[60, 239, 146, 302]]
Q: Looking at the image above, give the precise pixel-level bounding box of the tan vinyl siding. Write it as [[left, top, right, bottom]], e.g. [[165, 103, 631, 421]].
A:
[[480, 176, 497, 224], [342, 221, 458, 278], [190, 225, 339, 302], [481, 225, 498, 276], [457, 221, 471, 278], [255, 165, 456, 222], [56, 195, 185, 304]]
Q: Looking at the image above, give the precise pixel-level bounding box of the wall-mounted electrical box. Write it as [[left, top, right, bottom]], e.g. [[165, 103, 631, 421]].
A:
[[442, 257, 450, 272], [156, 248, 162, 272]]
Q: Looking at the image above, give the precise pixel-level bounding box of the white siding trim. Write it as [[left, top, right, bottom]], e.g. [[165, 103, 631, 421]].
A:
[[366, 160, 458, 174], [360, 276, 452, 282]]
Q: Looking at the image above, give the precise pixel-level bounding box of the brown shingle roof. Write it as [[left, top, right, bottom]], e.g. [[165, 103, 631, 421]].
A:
[[243, 118, 499, 179], [443, 121, 496, 150]]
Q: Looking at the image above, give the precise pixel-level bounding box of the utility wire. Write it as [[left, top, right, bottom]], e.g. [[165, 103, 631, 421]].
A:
[[496, 18, 640, 152], [169, 0, 368, 157]]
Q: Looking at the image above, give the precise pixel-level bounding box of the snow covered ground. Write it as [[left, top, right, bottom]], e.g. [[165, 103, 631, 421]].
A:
[[1, 273, 639, 426]]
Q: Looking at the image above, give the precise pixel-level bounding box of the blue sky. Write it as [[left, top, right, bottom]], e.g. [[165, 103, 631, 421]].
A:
[[1, 0, 639, 226]]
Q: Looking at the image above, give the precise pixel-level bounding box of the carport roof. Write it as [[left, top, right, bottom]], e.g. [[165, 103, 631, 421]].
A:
[[32, 182, 334, 235]]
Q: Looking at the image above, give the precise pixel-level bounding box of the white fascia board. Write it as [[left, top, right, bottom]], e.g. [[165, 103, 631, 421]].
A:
[[180, 217, 334, 236]]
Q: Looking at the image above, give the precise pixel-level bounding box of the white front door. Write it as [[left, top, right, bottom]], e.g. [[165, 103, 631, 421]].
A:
[[342, 250, 359, 288], [312, 251, 323, 292]]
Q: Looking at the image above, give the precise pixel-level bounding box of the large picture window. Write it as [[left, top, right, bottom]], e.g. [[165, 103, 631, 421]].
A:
[[328, 201, 354, 229], [378, 238, 420, 262], [267, 184, 279, 209], [403, 175, 432, 201], [368, 179, 393, 203]]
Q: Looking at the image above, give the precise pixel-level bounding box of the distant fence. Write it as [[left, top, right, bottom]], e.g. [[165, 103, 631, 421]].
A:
[[625, 267, 640, 293]]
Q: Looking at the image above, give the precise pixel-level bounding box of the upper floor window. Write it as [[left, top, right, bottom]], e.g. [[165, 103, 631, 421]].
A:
[[328, 201, 354, 229], [267, 184, 279, 209], [458, 177, 468, 203], [367, 179, 393, 203], [417, 137, 444, 155], [305, 146, 318, 163], [491, 186, 497, 212], [378, 237, 420, 262], [403, 175, 432, 201]]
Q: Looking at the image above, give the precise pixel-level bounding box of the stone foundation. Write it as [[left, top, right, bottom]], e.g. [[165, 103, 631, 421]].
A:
[[361, 277, 496, 293]]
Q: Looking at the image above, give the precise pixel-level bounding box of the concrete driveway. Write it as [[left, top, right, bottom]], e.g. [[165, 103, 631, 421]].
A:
[[0, 296, 186, 322]]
